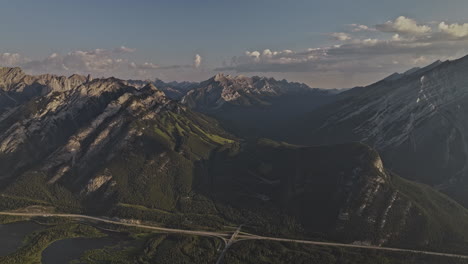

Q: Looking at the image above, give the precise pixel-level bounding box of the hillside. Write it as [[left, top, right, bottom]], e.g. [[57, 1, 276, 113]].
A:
[[200, 140, 468, 254], [0, 67, 238, 219], [285, 55, 468, 207]]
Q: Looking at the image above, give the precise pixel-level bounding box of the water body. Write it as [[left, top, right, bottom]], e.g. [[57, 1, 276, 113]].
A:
[[0, 221, 45, 256], [41, 233, 130, 264]]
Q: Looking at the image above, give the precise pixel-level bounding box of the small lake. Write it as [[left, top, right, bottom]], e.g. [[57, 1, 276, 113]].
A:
[[41, 233, 130, 264], [0, 221, 45, 256]]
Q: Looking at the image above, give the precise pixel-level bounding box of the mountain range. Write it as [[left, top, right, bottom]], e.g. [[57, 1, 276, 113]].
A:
[[2, 60, 468, 262], [124, 79, 198, 100], [182, 73, 339, 138], [286, 55, 468, 207]]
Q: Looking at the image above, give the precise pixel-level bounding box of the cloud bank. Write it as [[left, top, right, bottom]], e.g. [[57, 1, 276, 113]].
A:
[[216, 16, 468, 87], [376, 16, 431, 35], [3, 16, 468, 87], [0, 46, 200, 80]]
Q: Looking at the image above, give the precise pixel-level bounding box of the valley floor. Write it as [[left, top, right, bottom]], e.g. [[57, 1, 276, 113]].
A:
[[1, 211, 468, 264]]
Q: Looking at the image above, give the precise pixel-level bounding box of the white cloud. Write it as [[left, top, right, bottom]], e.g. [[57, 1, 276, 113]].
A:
[[331, 32, 351, 41], [216, 16, 468, 82], [0, 53, 27, 66], [130, 62, 160, 70], [263, 49, 273, 57], [21, 48, 130, 74], [392, 34, 401, 41], [246, 51, 261, 62], [412, 56, 428, 64], [0, 46, 199, 80], [349, 24, 375, 32], [438, 22, 468, 38], [216, 35, 468, 76], [376, 16, 431, 35], [194, 54, 202, 68], [355, 38, 380, 46]]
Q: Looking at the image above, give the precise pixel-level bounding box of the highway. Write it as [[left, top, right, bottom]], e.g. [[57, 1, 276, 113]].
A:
[[216, 225, 242, 264], [1, 211, 468, 261], [0, 211, 231, 243], [238, 235, 468, 259]]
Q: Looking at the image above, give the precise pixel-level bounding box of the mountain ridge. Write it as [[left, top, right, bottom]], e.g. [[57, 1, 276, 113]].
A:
[[182, 73, 331, 110], [3, 65, 468, 260], [285, 54, 468, 207]]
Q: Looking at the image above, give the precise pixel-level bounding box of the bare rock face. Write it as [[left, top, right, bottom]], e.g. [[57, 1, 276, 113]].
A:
[[0, 67, 90, 110], [83, 174, 113, 194], [0, 67, 27, 89], [0, 67, 171, 182], [0, 67, 89, 93], [182, 73, 319, 109]]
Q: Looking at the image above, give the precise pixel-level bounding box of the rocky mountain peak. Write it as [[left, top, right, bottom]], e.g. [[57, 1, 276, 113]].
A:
[[182, 73, 328, 110], [213, 72, 228, 82], [141, 83, 166, 98], [143, 82, 158, 91], [0, 66, 25, 77], [0, 67, 27, 91]]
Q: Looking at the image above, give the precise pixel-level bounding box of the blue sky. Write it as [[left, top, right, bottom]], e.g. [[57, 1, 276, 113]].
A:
[[1, 0, 468, 87]]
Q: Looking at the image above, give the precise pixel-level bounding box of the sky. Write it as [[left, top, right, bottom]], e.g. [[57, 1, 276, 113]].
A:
[[1, 0, 468, 88]]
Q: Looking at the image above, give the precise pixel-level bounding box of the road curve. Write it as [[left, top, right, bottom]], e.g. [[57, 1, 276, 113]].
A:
[[2, 211, 468, 260], [216, 226, 242, 264]]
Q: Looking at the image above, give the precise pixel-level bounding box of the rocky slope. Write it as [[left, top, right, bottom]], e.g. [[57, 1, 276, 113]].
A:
[[290, 55, 468, 207], [0, 67, 236, 213], [0, 67, 91, 111]]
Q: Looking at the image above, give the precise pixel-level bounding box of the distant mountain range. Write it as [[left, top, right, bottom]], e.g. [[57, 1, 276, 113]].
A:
[[124, 78, 198, 100], [182, 73, 338, 109], [159, 55, 468, 210], [2, 63, 468, 260], [181, 73, 339, 138]]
